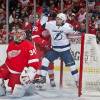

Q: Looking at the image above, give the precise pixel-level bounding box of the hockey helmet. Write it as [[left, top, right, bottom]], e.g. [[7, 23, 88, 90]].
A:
[[56, 13, 67, 23], [14, 29, 26, 43]]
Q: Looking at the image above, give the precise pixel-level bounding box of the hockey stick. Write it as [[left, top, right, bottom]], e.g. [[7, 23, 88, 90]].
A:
[[60, 59, 63, 88]]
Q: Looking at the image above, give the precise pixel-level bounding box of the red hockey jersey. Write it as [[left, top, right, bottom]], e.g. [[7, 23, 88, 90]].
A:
[[32, 17, 51, 49], [5, 40, 40, 73], [32, 19, 44, 36]]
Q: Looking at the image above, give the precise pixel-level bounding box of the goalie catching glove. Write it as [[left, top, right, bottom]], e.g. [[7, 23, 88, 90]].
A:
[[20, 67, 36, 85]]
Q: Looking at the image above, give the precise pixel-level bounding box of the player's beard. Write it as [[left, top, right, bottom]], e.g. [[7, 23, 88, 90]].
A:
[[56, 21, 64, 26], [56, 21, 60, 26]]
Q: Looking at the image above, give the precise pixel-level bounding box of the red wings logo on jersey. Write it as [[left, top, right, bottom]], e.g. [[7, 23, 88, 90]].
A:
[[8, 50, 21, 59]]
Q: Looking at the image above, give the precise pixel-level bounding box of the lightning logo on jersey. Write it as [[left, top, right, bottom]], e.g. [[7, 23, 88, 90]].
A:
[[53, 30, 63, 40]]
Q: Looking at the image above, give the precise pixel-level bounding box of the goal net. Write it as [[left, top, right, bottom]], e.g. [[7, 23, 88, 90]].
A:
[[0, 34, 100, 97], [57, 34, 100, 97], [79, 34, 100, 96]]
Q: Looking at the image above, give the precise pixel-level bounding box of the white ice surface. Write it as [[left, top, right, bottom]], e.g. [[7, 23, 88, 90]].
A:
[[0, 71, 100, 100]]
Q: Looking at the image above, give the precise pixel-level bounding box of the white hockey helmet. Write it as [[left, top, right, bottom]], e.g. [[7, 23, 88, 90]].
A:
[[56, 13, 67, 23]]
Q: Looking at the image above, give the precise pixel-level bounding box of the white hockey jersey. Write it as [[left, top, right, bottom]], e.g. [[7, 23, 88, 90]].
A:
[[45, 21, 75, 52]]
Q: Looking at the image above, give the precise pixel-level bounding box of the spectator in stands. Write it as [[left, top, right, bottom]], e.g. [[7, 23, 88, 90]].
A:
[[9, 0, 18, 15], [0, 0, 99, 44], [9, 27, 16, 42], [0, 36, 3, 44], [29, 14, 34, 25], [0, 26, 3, 44], [21, 6, 29, 19], [63, 0, 73, 11], [72, 0, 80, 14], [77, 7, 86, 22], [66, 9, 73, 21], [89, 24, 97, 35], [88, 0, 95, 13], [95, 15, 100, 29], [19, 0, 30, 7], [67, 13, 80, 31], [15, 2, 22, 19], [0, 9, 5, 25], [79, 20, 86, 33], [0, 0, 5, 10], [96, 22, 100, 44], [0, 24, 6, 44], [2, 25, 6, 43], [22, 17, 32, 41]]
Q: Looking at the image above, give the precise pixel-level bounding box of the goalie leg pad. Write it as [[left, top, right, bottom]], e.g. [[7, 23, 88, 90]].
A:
[[0, 86, 6, 96], [11, 84, 25, 97], [0, 79, 6, 96], [25, 83, 36, 95]]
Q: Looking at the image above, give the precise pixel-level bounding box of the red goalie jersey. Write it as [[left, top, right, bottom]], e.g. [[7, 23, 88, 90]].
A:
[[0, 30, 41, 90], [6, 40, 40, 72]]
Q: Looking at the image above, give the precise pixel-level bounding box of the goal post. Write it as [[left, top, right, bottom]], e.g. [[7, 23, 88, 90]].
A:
[[78, 33, 85, 97], [59, 59, 64, 88]]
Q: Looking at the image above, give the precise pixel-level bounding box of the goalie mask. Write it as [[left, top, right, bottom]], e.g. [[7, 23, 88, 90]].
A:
[[14, 29, 26, 43]]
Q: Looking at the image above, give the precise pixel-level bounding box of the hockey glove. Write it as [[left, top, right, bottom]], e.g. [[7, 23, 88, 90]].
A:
[[20, 67, 36, 85]]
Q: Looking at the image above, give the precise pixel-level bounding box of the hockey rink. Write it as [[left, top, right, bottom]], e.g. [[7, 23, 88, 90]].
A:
[[0, 43, 100, 100], [1, 93, 100, 100], [0, 71, 100, 100]]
